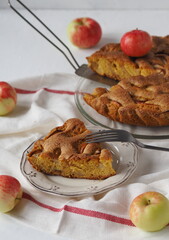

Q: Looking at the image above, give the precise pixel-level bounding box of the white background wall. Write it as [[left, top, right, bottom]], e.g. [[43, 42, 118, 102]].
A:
[[1, 0, 169, 9]]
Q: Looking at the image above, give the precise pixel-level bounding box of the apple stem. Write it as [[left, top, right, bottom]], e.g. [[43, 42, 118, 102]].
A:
[[16, 197, 22, 201]]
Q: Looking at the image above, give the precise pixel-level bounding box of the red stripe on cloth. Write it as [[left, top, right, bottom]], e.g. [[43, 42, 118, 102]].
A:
[[44, 88, 75, 95], [23, 192, 134, 227], [15, 87, 75, 95], [15, 88, 37, 94]]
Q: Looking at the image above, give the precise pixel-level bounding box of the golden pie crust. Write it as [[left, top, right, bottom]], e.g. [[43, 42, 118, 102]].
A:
[[27, 118, 116, 180], [87, 36, 169, 81], [83, 74, 169, 126]]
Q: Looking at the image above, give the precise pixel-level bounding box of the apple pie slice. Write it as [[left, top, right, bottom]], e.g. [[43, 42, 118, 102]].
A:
[[87, 36, 169, 81], [27, 118, 116, 180]]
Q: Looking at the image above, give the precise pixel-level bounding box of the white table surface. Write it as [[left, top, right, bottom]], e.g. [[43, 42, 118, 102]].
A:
[[0, 7, 169, 240]]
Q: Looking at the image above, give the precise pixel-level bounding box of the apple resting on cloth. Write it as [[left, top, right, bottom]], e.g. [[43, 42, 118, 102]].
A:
[[0, 81, 17, 116], [0, 175, 22, 213], [67, 17, 102, 48], [120, 29, 152, 57], [129, 191, 169, 232]]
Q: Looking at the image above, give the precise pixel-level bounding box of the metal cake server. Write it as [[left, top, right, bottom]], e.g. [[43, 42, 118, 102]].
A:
[[8, 0, 117, 86]]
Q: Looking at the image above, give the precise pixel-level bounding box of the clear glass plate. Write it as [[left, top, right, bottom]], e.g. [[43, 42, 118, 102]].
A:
[[74, 77, 169, 139], [20, 130, 138, 197]]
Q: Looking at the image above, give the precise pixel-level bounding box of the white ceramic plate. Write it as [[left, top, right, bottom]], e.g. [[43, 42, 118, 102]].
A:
[[20, 134, 138, 197], [74, 77, 169, 139]]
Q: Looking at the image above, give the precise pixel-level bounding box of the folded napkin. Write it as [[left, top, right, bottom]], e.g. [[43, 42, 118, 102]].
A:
[[1, 73, 169, 240]]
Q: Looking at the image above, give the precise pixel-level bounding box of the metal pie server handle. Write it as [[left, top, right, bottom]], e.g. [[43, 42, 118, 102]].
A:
[[8, 0, 79, 70], [8, 0, 118, 86]]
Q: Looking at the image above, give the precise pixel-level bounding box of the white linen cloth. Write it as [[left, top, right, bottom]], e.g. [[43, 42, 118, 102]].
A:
[[0, 73, 169, 240]]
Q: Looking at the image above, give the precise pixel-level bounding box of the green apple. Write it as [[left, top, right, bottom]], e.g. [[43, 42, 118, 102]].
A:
[[0, 175, 22, 213], [129, 191, 169, 232]]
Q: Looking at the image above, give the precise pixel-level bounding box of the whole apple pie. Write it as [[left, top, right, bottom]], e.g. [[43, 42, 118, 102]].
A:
[[27, 118, 116, 180], [84, 35, 169, 127]]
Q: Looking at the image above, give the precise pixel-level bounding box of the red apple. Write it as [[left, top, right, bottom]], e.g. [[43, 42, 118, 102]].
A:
[[120, 29, 152, 57], [129, 191, 169, 232], [0, 175, 22, 213], [67, 17, 102, 48], [0, 81, 17, 116]]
